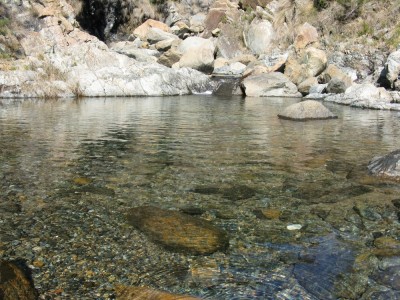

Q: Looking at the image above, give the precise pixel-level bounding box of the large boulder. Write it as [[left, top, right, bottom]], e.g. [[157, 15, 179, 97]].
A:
[[298, 77, 319, 96], [324, 83, 395, 109], [133, 19, 171, 41], [177, 37, 215, 73], [385, 48, 400, 89], [284, 47, 327, 85], [294, 22, 319, 50], [241, 72, 302, 97], [277, 100, 337, 121], [321, 64, 353, 93], [126, 206, 229, 255], [245, 19, 275, 55], [368, 149, 400, 180]]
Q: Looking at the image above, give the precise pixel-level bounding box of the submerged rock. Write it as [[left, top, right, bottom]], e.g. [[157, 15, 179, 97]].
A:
[[278, 100, 337, 121], [0, 260, 38, 300], [368, 149, 400, 179], [126, 206, 229, 255], [115, 285, 200, 300]]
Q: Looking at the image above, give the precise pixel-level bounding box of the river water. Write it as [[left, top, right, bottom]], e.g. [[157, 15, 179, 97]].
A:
[[1, 96, 400, 299]]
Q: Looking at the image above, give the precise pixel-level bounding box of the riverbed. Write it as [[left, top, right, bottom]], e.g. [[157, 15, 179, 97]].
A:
[[1, 96, 400, 299]]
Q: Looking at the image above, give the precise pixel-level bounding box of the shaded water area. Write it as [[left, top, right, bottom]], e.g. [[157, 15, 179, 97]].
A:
[[1, 96, 400, 299]]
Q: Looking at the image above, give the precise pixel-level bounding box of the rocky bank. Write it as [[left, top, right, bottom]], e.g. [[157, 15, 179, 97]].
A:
[[0, 0, 400, 104]]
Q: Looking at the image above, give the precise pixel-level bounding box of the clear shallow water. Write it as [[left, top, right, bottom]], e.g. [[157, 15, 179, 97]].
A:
[[1, 96, 400, 299]]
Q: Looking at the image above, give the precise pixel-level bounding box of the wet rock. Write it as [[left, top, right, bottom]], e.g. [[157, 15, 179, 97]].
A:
[[126, 206, 229, 255], [374, 236, 400, 250], [0, 259, 38, 300], [368, 149, 400, 179], [293, 235, 361, 300], [221, 185, 257, 201], [190, 185, 256, 201], [115, 285, 200, 300], [242, 72, 301, 98], [260, 209, 281, 220], [372, 266, 400, 290], [278, 100, 337, 121]]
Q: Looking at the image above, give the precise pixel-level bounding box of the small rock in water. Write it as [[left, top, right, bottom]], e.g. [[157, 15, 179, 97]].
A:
[[115, 285, 200, 300], [126, 206, 229, 255], [368, 149, 400, 180], [278, 100, 337, 121], [287, 224, 302, 230], [73, 177, 92, 185]]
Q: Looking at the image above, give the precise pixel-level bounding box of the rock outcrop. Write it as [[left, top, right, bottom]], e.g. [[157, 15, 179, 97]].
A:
[[278, 100, 338, 121], [385, 48, 400, 90], [324, 83, 396, 110], [0, 13, 212, 98], [241, 72, 302, 97]]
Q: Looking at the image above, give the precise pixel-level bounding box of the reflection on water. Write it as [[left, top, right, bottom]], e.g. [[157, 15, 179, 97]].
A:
[[1, 96, 400, 299]]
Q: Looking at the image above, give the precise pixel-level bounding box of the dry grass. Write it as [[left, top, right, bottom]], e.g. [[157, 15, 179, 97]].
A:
[[272, 0, 400, 52]]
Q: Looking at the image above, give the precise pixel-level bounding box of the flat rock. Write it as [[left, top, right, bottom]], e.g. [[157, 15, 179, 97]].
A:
[[368, 149, 400, 179], [126, 206, 229, 255], [242, 72, 301, 97], [278, 100, 337, 121], [324, 83, 397, 110], [0, 260, 38, 300], [133, 19, 171, 41]]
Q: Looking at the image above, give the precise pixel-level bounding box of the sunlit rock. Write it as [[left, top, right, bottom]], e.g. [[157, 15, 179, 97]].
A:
[[278, 100, 337, 121], [242, 72, 301, 97]]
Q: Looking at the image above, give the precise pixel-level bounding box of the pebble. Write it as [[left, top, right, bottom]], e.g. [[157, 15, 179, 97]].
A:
[[287, 224, 302, 230]]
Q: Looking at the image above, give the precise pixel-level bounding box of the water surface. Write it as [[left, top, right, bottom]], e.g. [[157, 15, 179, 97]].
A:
[[1, 96, 400, 299]]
